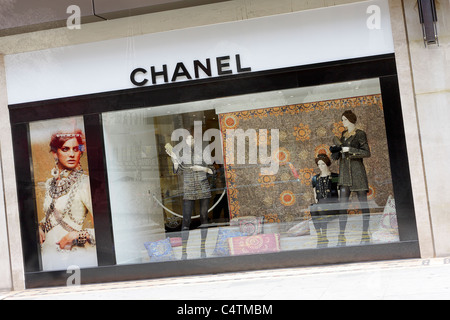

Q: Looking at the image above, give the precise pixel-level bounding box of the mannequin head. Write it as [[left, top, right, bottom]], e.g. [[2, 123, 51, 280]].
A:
[[315, 154, 331, 175], [342, 110, 357, 130]]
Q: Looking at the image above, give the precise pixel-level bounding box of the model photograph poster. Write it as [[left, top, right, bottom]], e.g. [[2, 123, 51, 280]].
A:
[[29, 116, 98, 272]]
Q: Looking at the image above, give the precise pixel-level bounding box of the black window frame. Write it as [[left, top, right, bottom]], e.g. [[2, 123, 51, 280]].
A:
[[9, 53, 420, 288]]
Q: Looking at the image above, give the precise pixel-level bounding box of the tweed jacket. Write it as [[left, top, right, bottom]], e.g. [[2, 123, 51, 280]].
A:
[[174, 151, 215, 201], [334, 129, 371, 192], [312, 172, 340, 202]]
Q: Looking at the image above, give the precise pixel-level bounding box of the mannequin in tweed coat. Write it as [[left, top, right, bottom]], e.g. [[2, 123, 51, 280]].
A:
[[166, 134, 215, 259], [331, 110, 371, 246]]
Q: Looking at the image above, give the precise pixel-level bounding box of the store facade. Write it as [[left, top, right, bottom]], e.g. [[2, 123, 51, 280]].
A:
[[0, 0, 439, 290]]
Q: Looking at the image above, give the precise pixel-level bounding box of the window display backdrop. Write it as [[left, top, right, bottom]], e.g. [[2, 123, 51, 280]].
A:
[[216, 80, 400, 251], [220, 97, 387, 220], [220, 93, 396, 249]]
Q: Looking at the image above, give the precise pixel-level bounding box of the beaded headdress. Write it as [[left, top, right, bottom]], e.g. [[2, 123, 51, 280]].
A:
[[56, 133, 83, 138], [51, 131, 86, 153]]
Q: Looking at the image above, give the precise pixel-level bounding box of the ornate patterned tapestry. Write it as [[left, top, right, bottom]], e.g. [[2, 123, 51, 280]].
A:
[[219, 94, 394, 224]]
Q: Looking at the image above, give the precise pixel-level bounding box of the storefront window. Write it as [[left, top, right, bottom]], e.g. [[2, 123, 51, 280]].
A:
[[102, 78, 400, 264], [29, 117, 98, 271]]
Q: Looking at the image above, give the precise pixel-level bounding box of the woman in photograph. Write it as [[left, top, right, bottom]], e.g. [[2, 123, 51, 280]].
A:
[[330, 110, 371, 245], [39, 130, 97, 271]]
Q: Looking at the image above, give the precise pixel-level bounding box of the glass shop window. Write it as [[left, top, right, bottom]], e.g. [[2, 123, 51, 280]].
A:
[[102, 78, 400, 264]]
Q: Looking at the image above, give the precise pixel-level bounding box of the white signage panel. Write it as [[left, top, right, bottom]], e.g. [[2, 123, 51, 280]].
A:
[[5, 0, 393, 104]]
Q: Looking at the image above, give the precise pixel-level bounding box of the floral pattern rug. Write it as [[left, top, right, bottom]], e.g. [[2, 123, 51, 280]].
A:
[[219, 94, 394, 223]]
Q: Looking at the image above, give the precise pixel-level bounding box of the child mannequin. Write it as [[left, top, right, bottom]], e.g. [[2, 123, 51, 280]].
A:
[[311, 154, 340, 248]]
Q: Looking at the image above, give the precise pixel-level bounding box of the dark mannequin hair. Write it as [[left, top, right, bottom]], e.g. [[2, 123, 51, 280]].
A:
[[342, 110, 357, 124], [315, 153, 331, 167]]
